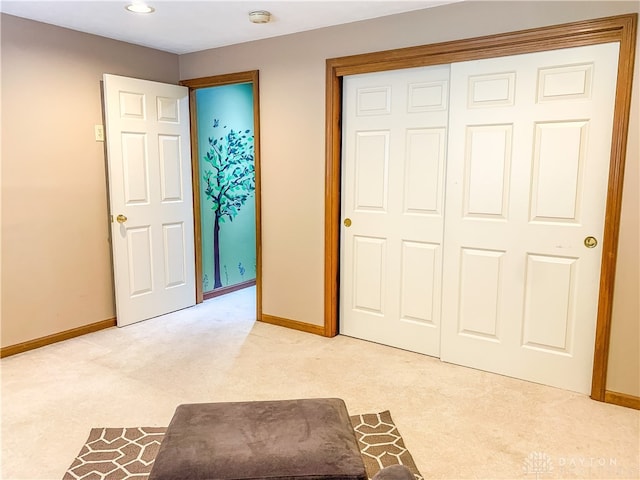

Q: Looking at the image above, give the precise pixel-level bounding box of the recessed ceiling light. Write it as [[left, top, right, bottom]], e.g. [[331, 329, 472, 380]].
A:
[[125, 3, 155, 14], [248, 10, 271, 24]]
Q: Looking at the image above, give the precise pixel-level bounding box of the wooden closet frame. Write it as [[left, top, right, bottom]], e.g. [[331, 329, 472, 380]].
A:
[[323, 14, 637, 402]]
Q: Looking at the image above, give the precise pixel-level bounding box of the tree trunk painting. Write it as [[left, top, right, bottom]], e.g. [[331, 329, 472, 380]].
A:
[[212, 211, 222, 289]]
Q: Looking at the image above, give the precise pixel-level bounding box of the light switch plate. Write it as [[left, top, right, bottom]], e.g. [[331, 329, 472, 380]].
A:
[[94, 124, 104, 142]]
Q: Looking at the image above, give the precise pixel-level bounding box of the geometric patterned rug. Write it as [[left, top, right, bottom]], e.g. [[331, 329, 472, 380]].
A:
[[350, 411, 424, 480], [63, 411, 423, 480]]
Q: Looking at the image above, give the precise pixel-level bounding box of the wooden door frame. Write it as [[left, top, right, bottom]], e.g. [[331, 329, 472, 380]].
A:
[[180, 70, 262, 321], [323, 14, 637, 401]]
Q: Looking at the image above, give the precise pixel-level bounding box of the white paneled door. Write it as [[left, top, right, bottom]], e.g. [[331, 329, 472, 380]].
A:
[[341, 65, 451, 356], [441, 43, 620, 394], [103, 74, 195, 327], [340, 42, 620, 393]]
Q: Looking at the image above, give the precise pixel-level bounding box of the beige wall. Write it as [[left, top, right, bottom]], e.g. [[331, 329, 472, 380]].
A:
[[179, 1, 640, 395], [1, 14, 179, 346], [1, 2, 637, 396]]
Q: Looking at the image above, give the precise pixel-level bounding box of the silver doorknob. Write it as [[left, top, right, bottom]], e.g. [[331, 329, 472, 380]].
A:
[[584, 236, 597, 248], [116, 214, 128, 224]]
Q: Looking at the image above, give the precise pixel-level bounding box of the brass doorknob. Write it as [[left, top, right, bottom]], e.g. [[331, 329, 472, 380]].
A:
[[116, 214, 128, 224], [584, 236, 598, 248], [344, 218, 352, 227]]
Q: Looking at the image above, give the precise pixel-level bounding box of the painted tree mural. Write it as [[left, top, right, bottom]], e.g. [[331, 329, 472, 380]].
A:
[[202, 119, 255, 289]]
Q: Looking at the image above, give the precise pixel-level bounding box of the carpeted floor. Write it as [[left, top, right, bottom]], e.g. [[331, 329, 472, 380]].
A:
[[63, 411, 422, 480], [5, 288, 639, 479]]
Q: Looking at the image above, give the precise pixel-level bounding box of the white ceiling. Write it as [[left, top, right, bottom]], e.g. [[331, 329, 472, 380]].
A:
[[0, 0, 458, 54]]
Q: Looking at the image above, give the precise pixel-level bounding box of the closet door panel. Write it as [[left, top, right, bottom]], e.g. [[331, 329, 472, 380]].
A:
[[441, 43, 620, 394], [340, 65, 450, 356]]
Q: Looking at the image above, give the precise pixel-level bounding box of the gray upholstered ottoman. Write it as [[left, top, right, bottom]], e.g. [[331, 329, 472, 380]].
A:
[[149, 398, 367, 480]]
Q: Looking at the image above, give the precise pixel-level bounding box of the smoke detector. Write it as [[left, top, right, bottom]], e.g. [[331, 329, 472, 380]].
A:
[[249, 10, 271, 24]]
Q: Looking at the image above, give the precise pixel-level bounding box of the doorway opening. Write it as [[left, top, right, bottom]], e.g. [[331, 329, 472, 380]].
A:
[[181, 71, 262, 317]]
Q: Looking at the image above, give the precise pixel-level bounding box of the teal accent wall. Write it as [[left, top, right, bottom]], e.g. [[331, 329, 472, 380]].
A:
[[196, 83, 256, 292]]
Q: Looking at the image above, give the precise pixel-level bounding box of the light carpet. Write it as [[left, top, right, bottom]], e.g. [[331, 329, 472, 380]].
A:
[[63, 410, 423, 480]]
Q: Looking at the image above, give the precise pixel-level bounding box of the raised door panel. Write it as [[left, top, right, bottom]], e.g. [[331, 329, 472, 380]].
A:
[[457, 248, 504, 342], [126, 226, 153, 297], [463, 125, 512, 219], [530, 122, 587, 222], [352, 236, 386, 315], [403, 128, 445, 215], [354, 132, 390, 212], [121, 133, 150, 205], [162, 222, 188, 289], [158, 135, 184, 203], [522, 254, 577, 354], [400, 241, 439, 326]]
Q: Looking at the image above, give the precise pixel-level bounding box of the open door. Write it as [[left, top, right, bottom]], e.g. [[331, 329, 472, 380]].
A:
[[103, 74, 196, 326]]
